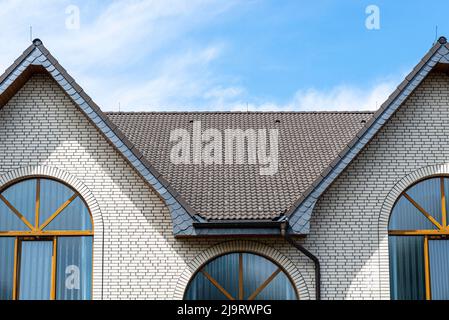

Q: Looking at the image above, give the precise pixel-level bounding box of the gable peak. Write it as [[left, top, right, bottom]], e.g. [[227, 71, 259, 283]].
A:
[[32, 38, 43, 46]]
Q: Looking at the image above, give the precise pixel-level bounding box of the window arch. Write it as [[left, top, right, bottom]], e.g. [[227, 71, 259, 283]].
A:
[[0, 178, 93, 300], [389, 176, 449, 300], [184, 252, 298, 300]]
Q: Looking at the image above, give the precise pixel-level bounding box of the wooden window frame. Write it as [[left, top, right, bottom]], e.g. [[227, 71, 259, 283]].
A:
[[389, 177, 449, 300], [185, 252, 299, 300], [0, 177, 94, 300]]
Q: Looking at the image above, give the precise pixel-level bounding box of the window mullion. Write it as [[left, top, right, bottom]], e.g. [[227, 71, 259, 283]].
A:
[[50, 237, 57, 300], [424, 236, 431, 300], [12, 237, 18, 300], [35, 179, 40, 231], [441, 178, 447, 228], [238, 253, 243, 300], [39, 194, 78, 230], [404, 193, 443, 230]]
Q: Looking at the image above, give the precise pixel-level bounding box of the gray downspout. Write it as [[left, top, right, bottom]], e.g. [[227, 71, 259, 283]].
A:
[[281, 221, 321, 300]]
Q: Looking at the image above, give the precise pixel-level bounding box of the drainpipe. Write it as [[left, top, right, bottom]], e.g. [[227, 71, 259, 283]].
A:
[[280, 221, 321, 300]]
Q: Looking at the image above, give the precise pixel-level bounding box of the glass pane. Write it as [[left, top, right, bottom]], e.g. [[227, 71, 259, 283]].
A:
[[406, 178, 442, 224], [1, 179, 36, 226], [19, 241, 53, 300], [243, 253, 277, 299], [184, 272, 228, 300], [39, 179, 74, 226], [429, 240, 449, 300], [56, 237, 92, 300], [184, 253, 298, 300], [389, 236, 425, 300], [44, 197, 92, 231], [389, 196, 436, 230], [0, 238, 15, 300], [203, 253, 239, 299], [0, 199, 29, 231], [443, 178, 449, 227], [255, 272, 297, 300]]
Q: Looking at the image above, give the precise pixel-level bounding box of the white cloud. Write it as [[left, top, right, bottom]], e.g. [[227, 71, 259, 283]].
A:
[[221, 77, 401, 112], [0, 0, 402, 113], [54, 0, 235, 70], [106, 43, 230, 110], [0, 0, 240, 110], [0, 0, 62, 69], [289, 79, 398, 111], [204, 86, 245, 101]]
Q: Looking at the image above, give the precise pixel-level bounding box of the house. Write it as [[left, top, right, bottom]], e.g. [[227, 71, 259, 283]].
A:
[[1, 37, 449, 300]]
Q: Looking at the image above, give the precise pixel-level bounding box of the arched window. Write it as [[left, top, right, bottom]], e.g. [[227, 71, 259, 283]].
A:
[[0, 178, 93, 300], [389, 177, 449, 300], [184, 252, 298, 300]]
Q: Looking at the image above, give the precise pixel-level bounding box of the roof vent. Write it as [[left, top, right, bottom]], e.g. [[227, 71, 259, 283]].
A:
[[361, 119, 367, 124], [275, 119, 281, 124]]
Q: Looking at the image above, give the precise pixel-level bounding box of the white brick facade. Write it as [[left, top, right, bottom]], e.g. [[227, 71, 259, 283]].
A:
[[0, 74, 313, 299], [307, 72, 449, 299], [1, 70, 448, 300]]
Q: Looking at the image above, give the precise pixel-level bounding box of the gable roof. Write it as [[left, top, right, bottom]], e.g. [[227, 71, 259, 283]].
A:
[[286, 36, 449, 234], [2, 38, 448, 237], [0, 39, 198, 236], [107, 111, 372, 222]]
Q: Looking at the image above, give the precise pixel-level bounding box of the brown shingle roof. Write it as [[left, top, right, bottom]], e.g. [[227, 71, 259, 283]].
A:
[[107, 111, 373, 220]]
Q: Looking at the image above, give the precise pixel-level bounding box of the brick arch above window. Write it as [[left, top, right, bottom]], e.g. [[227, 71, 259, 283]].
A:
[[173, 240, 310, 300], [378, 163, 449, 300], [379, 164, 449, 231], [0, 165, 104, 300]]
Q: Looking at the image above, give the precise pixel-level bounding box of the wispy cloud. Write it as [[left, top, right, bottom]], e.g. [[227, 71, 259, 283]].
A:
[[288, 78, 398, 111], [110, 43, 228, 110], [0, 0, 403, 113], [216, 77, 401, 112], [54, 0, 236, 70], [0, 0, 241, 110]]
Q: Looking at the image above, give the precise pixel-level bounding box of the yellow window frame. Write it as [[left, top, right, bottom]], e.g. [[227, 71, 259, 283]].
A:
[[389, 177, 449, 300], [0, 177, 94, 300]]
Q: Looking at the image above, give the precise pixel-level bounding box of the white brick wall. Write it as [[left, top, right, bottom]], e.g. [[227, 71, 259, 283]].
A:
[[307, 71, 449, 299], [0, 74, 313, 300], [3, 71, 446, 300]]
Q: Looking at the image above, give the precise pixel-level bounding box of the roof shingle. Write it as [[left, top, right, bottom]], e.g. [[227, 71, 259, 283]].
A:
[[107, 111, 373, 220]]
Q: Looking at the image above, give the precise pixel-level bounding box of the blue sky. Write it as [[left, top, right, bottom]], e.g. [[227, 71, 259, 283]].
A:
[[0, 0, 448, 111]]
